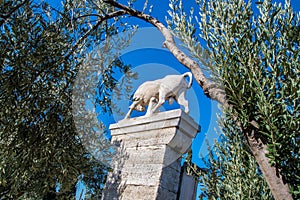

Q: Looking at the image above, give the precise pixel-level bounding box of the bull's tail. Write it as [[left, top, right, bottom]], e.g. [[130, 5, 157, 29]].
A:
[[183, 72, 193, 88]]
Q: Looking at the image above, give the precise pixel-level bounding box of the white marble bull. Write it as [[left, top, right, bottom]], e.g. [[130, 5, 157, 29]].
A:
[[124, 72, 193, 119]]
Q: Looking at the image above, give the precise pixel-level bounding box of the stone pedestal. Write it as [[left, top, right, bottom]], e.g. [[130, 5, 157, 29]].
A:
[[103, 109, 200, 200]]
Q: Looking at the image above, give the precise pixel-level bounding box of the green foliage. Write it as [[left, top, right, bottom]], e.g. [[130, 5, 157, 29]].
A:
[[0, 0, 134, 199], [168, 0, 299, 198], [197, 119, 273, 199]]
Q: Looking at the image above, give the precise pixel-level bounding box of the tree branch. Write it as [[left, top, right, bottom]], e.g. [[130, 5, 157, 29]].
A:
[[244, 130, 291, 200], [0, 0, 30, 26], [64, 10, 126, 61]]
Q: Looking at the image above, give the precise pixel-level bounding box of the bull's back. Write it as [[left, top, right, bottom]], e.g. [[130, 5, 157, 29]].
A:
[[159, 75, 187, 93]]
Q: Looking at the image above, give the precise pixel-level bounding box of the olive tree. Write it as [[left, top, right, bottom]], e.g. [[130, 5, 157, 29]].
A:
[[0, 0, 134, 199], [173, 0, 299, 198]]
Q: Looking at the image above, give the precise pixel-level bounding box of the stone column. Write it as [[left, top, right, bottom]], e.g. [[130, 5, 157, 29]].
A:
[[103, 109, 200, 200]]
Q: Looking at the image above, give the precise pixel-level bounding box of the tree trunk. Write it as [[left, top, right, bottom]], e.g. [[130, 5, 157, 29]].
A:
[[245, 131, 292, 200]]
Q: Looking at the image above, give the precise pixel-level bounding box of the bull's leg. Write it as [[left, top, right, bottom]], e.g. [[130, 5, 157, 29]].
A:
[[145, 97, 158, 117], [177, 90, 189, 113], [124, 108, 133, 119], [124, 101, 139, 119], [150, 90, 166, 114]]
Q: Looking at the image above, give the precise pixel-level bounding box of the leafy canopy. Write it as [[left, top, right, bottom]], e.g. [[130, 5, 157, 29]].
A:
[[168, 0, 299, 198], [0, 0, 135, 199]]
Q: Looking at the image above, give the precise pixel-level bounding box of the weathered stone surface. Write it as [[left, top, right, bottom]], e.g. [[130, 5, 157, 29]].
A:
[[168, 129, 193, 154], [103, 109, 200, 200], [178, 112, 201, 138], [111, 127, 177, 148], [120, 185, 158, 200], [125, 146, 165, 164], [120, 163, 163, 186]]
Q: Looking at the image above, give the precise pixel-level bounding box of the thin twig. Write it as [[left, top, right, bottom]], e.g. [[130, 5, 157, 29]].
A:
[[0, 0, 30, 25], [63, 10, 126, 61]]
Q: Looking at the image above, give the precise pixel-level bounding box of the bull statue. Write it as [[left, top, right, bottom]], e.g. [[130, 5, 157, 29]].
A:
[[124, 72, 193, 119]]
